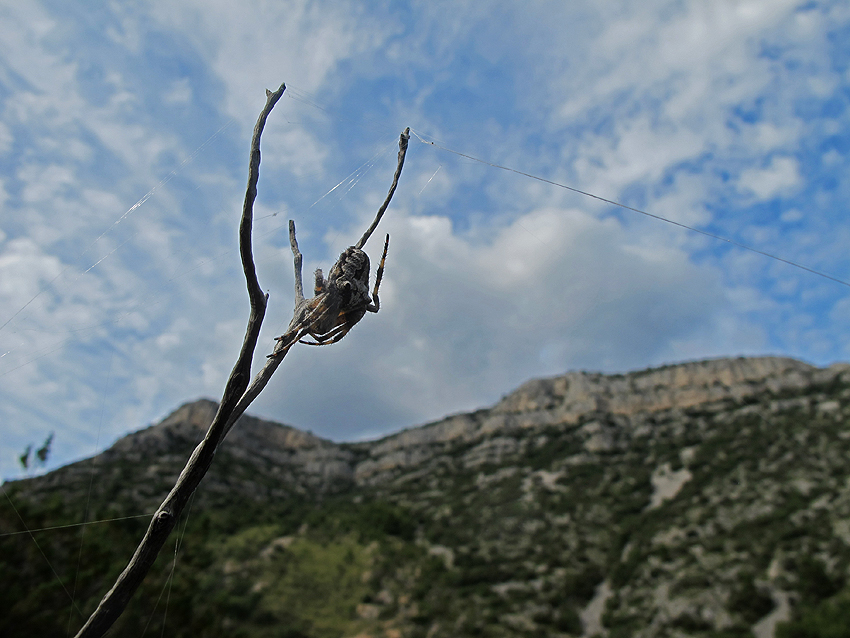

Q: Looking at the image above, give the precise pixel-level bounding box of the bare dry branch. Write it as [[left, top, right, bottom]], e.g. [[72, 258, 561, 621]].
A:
[[74, 83, 286, 638], [74, 87, 409, 637]]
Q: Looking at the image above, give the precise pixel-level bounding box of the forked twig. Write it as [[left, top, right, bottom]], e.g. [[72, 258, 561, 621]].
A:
[[74, 86, 409, 638]]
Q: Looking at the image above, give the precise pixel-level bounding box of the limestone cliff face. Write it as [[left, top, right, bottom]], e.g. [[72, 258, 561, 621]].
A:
[[21, 356, 850, 502], [493, 356, 823, 416], [24, 357, 850, 499], [353, 357, 850, 483]]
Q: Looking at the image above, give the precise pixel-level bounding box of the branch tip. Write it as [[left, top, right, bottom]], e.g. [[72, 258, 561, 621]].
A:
[[355, 127, 410, 249]]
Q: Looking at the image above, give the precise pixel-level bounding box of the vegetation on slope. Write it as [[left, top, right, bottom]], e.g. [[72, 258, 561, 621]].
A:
[[3, 358, 850, 637]]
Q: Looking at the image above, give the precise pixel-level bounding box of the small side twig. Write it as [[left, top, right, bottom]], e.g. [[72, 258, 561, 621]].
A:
[[290, 220, 305, 307], [74, 86, 410, 638]]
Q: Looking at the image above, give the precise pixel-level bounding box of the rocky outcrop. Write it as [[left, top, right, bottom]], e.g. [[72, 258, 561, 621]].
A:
[[11, 398, 356, 511], [494, 356, 824, 416], [354, 357, 850, 483]]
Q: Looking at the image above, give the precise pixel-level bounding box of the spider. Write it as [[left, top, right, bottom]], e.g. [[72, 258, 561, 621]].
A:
[[268, 127, 408, 358], [268, 231, 389, 356]]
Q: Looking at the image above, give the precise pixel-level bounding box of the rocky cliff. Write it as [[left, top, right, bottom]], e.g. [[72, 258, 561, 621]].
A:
[[354, 356, 841, 482], [3, 356, 850, 638]]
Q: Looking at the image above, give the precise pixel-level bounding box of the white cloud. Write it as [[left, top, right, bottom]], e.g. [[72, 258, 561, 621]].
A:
[[147, 0, 391, 122], [0, 237, 63, 310], [163, 78, 193, 105], [527, 0, 826, 221], [780, 208, 803, 223], [0, 121, 11, 155], [821, 149, 842, 167], [738, 156, 802, 200]]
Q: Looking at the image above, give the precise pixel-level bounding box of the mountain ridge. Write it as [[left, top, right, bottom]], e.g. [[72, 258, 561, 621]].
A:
[[4, 354, 850, 638], [17, 355, 842, 497]]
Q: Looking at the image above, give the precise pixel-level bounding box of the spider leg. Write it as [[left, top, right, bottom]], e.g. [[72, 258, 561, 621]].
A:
[[267, 326, 310, 357], [299, 315, 351, 345], [268, 294, 333, 357], [373, 234, 389, 298], [366, 233, 389, 313], [300, 324, 352, 346], [274, 297, 326, 341], [300, 302, 370, 345]]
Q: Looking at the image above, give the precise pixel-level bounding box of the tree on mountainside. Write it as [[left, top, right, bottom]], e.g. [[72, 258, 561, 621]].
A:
[[17, 432, 53, 472]]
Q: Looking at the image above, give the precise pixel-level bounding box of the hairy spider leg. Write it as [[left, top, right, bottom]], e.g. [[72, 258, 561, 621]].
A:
[[369, 233, 390, 311], [268, 295, 333, 357], [269, 325, 310, 353], [299, 321, 353, 346]]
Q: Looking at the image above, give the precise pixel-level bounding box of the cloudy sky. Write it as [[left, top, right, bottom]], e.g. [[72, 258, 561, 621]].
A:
[[1, 0, 849, 478]]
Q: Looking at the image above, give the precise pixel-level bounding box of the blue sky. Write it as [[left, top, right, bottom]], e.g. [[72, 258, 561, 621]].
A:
[[1, 0, 849, 479]]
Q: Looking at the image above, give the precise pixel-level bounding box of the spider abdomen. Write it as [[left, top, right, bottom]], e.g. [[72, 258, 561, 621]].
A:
[[328, 247, 372, 310]]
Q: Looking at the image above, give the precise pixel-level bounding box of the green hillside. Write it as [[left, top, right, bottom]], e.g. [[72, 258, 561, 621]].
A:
[[3, 357, 850, 638]]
